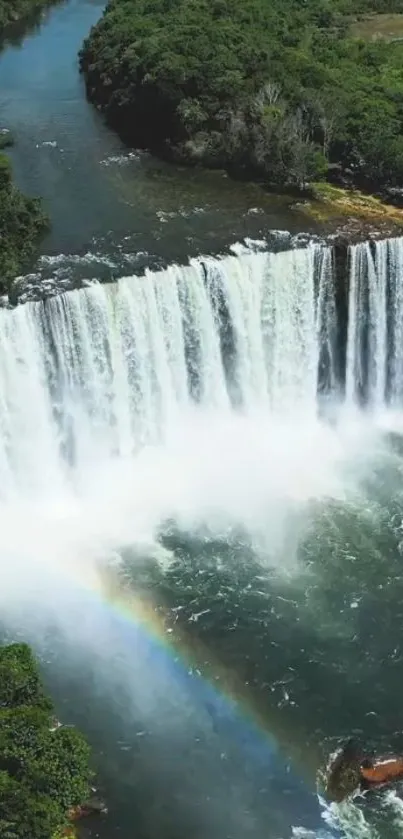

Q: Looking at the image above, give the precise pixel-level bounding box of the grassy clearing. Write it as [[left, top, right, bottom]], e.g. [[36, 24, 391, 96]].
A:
[[303, 182, 403, 226], [350, 13, 403, 40]]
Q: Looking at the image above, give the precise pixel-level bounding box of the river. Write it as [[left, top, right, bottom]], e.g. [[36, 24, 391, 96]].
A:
[[2, 3, 403, 839], [0, 0, 311, 284]]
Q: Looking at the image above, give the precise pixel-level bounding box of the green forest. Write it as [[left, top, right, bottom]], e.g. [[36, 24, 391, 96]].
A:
[[0, 0, 53, 28], [0, 643, 92, 839], [80, 0, 403, 191], [0, 154, 48, 291]]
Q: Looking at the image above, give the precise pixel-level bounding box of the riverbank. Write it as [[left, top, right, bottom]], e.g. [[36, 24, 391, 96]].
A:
[[1, 0, 403, 303], [296, 182, 403, 243], [0, 0, 54, 291], [0, 152, 48, 293], [79, 0, 403, 200], [0, 643, 94, 839], [0, 0, 56, 28]]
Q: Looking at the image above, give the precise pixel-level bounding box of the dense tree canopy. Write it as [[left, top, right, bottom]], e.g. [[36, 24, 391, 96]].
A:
[[0, 0, 53, 29], [0, 643, 92, 839], [80, 0, 403, 190], [0, 154, 49, 293]]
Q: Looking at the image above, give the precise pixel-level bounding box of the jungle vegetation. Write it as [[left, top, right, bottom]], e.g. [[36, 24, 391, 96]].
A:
[[0, 643, 92, 839], [79, 0, 403, 190]]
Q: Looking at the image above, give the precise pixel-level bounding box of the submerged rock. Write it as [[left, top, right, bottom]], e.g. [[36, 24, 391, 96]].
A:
[[68, 794, 108, 820], [0, 128, 14, 148], [324, 739, 363, 802]]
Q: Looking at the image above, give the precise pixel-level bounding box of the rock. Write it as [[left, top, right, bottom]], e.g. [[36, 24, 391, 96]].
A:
[[384, 186, 403, 208], [0, 129, 14, 149], [85, 795, 108, 814], [49, 716, 62, 732], [324, 738, 363, 802], [67, 796, 108, 820]]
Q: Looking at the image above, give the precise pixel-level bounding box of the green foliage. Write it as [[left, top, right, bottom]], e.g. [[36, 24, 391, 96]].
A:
[[0, 644, 92, 839], [0, 0, 54, 30], [79, 0, 403, 189], [0, 771, 64, 839], [0, 153, 49, 293], [0, 131, 14, 150], [0, 643, 52, 711]]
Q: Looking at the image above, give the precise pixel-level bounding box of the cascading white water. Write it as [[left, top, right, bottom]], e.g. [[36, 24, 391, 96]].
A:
[[345, 235, 403, 408], [388, 236, 403, 405], [3, 237, 403, 839], [316, 245, 338, 395], [0, 243, 331, 499], [0, 235, 401, 613], [345, 241, 369, 405], [371, 239, 388, 406]]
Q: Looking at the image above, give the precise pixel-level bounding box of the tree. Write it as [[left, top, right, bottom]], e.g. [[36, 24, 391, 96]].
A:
[[0, 771, 64, 839], [0, 644, 93, 839], [0, 157, 49, 293], [79, 0, 403, 192], [0, 644, 52, 711]]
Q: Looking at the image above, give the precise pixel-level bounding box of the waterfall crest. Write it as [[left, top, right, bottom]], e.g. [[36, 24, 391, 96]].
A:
[[0, 237, 402, 497]]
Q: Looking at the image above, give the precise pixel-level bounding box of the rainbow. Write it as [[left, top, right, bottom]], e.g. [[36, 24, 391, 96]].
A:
[[70, 563, 324, 788], [10, 552, 337, 836]]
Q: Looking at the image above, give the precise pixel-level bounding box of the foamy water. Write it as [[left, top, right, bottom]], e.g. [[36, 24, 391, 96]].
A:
[[0, 241, 400, 612], [1, 239, 403, 838]]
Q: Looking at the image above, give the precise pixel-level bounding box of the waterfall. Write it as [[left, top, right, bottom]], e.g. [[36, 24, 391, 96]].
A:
[[388, 237, 403, 405], [0, 243, 332, 498], [0, 235, 403, 501], [345, 236, 403, 407], [316, 245, 338, 396]]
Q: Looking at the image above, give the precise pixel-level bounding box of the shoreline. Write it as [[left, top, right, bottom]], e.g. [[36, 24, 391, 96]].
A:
[[0, 0, 59, 30], [297, 182, 403, 244], [78, 0, 403, 250], [2, 0, 403, 301]]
